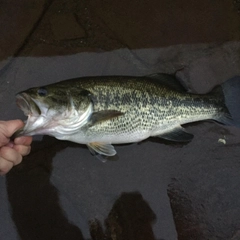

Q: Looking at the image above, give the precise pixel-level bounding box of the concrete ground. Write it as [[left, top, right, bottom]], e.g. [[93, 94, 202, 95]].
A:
[[0, 0, 240, 239]]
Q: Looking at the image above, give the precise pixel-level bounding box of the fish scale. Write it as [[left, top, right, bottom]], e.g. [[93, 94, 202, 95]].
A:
[[66, 77, 226, 142]]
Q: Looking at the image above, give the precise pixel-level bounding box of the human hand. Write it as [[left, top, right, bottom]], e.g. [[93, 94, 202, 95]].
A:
[[0, 120, 32, 175]]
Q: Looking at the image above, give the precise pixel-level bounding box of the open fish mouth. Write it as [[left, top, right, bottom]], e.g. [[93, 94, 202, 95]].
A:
[[14, 93, 43, 137], [16, 93, 41, 117]]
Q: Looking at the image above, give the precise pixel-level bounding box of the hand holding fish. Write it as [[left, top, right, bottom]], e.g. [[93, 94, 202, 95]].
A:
[[0, 120, 32, 175]]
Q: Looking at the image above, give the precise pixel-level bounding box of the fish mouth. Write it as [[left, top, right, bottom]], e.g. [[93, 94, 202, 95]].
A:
[[16, 92, 41, 116], [15, 92, 43, 137]]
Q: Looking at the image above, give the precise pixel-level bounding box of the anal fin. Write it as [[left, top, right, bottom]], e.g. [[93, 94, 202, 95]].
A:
[[157, 127, 194, 142]]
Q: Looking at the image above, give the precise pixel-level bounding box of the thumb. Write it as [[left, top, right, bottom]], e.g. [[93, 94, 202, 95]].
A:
[[0, 120, 24, 138]]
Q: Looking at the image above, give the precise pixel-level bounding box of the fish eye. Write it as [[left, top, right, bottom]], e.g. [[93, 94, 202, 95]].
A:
[[37, 87, 48, 97], [81, 90, 91, 97]]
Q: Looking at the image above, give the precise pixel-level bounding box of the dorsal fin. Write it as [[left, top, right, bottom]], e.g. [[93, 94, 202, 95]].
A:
[[147, 73, 188, 92]]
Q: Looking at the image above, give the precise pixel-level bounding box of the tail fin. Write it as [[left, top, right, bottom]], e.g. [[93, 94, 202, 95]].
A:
[[221, 76, 240, 127]]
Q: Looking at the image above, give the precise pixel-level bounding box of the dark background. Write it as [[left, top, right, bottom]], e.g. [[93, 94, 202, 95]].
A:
[[0, 1, 240, 239]]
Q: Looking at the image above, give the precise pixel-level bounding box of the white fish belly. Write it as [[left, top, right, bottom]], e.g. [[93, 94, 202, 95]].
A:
[[63, 130, 151, 144]]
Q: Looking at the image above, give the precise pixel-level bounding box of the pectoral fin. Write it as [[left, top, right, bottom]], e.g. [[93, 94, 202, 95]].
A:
[[87, 142, 117, 157], [157, 127, 194, 142], [89, 110, 124, 126]]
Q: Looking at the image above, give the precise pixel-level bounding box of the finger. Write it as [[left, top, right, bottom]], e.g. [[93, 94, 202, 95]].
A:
[[0, 120, 24, 138], [14, 136, 32, 146], [0, 146, 22, 166], [13, 145, 31, 157], [0, 158, 14, 175], [6, 141, 14, 148]]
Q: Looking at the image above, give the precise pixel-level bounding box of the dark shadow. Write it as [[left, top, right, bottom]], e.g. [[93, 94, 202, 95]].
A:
[[89, 192, 157, 240], [6, 136, 85, 240], [7, 139, 159, 240]]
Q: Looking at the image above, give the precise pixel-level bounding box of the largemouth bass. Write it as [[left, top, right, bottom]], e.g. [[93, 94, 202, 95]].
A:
[[15, 74, 240, 159]]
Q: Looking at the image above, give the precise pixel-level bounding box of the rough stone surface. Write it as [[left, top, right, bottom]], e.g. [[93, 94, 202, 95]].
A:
[[50, 14, 86, 41], [90, 0, 240, 48]]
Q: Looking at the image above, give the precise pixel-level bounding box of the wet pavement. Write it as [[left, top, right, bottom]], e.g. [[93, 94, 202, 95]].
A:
[[0, 1, 240, 239]]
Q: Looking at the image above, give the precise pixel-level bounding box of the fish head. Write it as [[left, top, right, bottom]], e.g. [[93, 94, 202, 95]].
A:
[[15, 84, 93, 138]]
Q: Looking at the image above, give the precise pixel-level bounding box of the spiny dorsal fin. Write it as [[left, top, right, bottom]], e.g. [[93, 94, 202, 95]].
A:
[[147, 73, 188, 92]]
